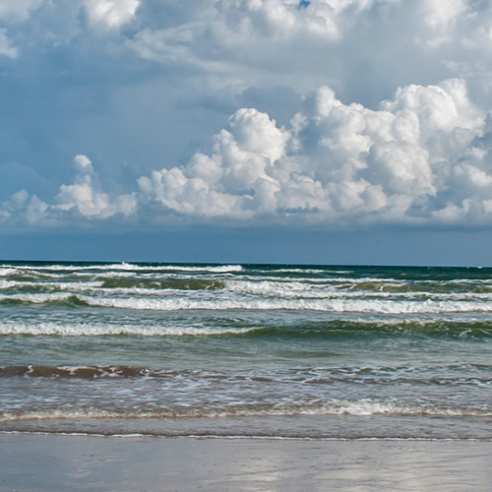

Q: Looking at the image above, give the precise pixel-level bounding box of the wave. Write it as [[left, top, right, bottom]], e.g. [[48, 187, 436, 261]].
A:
[[254, 268, 328, 274], [100, 278, 225, 290], [338, 280, 492, 294], [1, 365, 490, 387], [0, 272, 62, 282], [0, 365, 156, 378], [9, 293, 490, 314], [1, 263, 243, 273], [0, 281, 103, 294], [0, 321, 254, 336], [238, 321, 492, 339], [1, 401, 490, 422], [223, 279, 492, 301], [0, 320, 491, 338], [91, 297, 492, 314], [0, 294, 89, 308], [4, 265, 492, 301], [4, 277, 492, 302], [0, 278, 228, 295], [4, 431, 489, 441]]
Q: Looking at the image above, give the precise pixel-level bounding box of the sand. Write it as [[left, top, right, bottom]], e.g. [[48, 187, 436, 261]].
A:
[[0, 434, 491, 491]]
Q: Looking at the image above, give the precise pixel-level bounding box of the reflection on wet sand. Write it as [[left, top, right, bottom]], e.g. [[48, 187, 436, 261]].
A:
[[0, 435, 490, 492]]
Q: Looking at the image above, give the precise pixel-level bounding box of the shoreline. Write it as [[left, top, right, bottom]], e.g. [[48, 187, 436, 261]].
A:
[[2, 430, 492, 442], [1, 434, 491, 492]]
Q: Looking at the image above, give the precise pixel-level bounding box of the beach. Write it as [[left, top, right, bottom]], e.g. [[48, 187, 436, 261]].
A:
[[1, 434, 491, 491]]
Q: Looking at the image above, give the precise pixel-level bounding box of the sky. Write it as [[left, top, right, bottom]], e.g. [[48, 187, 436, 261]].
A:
[[2, 0, 492, 265]]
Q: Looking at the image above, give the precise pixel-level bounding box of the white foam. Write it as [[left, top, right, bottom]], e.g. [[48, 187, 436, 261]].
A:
[[80, 295, 492, 314], [0, 321, 256, 336], [1, 263, 243, 273], [0, 281, 102, 291], [2, 291, 492, 314], [224, 279, 492, 300], [0, 280, 17, 289], [3, 277, 492, 304], [226, 279, 324, 297], [1, 401, 489, 422], [148, 265, 243, 273]]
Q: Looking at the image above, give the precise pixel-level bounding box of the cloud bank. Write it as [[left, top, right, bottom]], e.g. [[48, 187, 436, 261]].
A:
[[127, 0, 492, 98], [4, 78, 492, 228]]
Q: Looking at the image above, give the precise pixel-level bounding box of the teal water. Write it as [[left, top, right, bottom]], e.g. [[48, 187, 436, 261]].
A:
[[0, 262, 491, 439]]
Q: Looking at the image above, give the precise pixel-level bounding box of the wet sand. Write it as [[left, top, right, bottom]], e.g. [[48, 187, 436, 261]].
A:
[[0, 435, 491, 491]]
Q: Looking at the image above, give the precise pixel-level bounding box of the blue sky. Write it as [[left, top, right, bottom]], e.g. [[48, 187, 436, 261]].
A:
[[2, 0, 492, 265]]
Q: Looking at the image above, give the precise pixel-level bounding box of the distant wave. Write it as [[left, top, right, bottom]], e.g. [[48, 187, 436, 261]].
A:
[[0, 263, 243, 273], [100, 278, 225, 290], [254, 268, 328, 274], [336, 280, 492, 294]]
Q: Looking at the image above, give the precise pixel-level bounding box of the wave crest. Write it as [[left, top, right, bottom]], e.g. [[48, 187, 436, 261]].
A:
[[0, 320, 490, 338]]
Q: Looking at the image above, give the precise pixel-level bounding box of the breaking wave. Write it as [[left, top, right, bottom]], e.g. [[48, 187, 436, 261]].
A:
[[0, 320, 490, 338], [1, 400, 490, 422], [2, 292, 492, 314], [0, 263, 243, 273]]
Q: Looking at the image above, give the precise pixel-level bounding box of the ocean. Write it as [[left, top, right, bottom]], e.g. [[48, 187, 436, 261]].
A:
[[0, 261, 490, 440]]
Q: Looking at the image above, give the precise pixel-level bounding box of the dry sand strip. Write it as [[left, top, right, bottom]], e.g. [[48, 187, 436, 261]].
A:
[[0, 434, 491, 492]]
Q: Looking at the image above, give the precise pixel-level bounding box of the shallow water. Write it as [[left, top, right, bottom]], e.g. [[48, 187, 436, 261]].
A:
[[0, 261, 491, 439]]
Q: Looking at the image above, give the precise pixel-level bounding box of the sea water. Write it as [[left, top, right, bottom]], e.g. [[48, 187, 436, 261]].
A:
[[0, 262, 490, 439]]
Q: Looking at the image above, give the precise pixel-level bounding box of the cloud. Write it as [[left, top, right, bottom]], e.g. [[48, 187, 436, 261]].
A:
[[83, 0, 141, 29], [0, 0, 140, 30], [421, 0, 466, 39], [3, 78, 492, 229], [126, 0, 492, 106], [0, 155, 137, 226], [137, 78, 492, 226], [4, 1, 492, 233], [129, 0, 374, 90], [0, 30, 18, 58], [137, 108, 291, 219], [0, 190, 48, 225], [214, 0, 373, 41], [55, 154, 136, 219]]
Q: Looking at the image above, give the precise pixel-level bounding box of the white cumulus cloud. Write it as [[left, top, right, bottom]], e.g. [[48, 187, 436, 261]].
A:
[[0, 155, 137, 226], [137, 78, 492, 226], [4, 79, 492, 228]]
